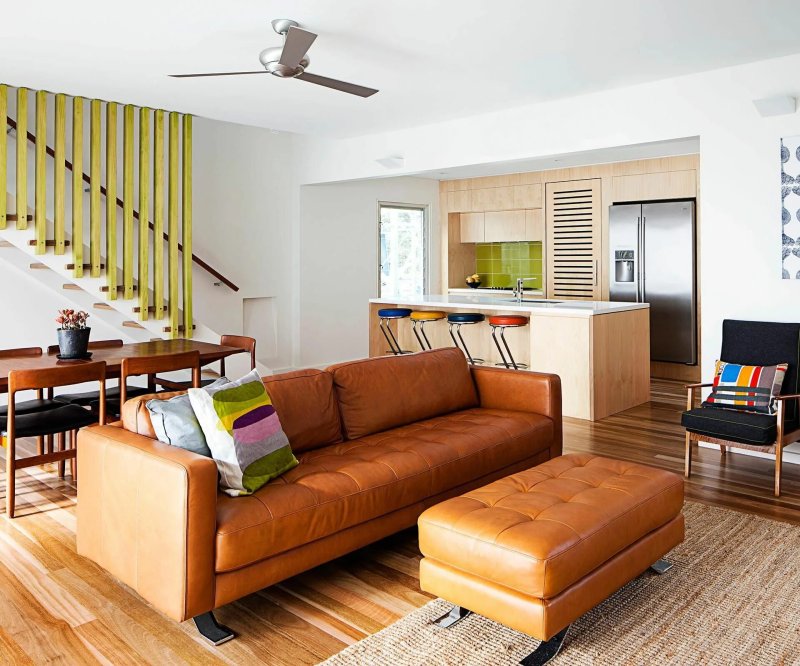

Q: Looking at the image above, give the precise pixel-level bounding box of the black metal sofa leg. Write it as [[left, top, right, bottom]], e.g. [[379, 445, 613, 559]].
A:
[[519, 625, 571, 666], [431, 605, 472, 628], [193, 611, 235, 645]]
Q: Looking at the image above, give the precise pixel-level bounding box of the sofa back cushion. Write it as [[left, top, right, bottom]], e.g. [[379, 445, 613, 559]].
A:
[[327, 348, 479, 439], [262, 369, 343, 453], [121, 369, 343, 453]]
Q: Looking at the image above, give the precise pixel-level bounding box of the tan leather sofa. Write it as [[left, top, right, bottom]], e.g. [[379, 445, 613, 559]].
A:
[[77, 348, 561, 642]]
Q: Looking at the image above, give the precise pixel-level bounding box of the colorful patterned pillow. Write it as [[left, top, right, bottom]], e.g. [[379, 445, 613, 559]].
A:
[[703, 361, 789, 415], [188, 369, 298, 496]]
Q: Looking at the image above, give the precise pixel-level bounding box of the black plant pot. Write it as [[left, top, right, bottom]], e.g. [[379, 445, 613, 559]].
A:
[[57, 328, 91, 358]]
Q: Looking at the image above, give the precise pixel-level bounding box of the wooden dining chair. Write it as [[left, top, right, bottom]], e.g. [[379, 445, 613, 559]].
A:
[[0, 347, 66, 457], [3, 361, 106, 518], [49, 340, 150, 407], [157, 335, 256, 390], [95, 351, 202, 417]]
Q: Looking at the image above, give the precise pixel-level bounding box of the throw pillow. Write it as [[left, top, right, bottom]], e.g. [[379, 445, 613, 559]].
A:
[[145, 377, 229, 457], [188, 369, 298, 496], [703, 361, 789, 415]]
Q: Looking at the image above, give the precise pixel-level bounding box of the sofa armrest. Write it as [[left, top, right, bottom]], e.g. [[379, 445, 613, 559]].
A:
[[470, 366, 562, 457], [77, 424, 218, 622]]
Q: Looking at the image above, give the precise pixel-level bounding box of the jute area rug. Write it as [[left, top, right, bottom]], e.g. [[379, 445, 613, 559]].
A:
[[320, 502, 800, 665]]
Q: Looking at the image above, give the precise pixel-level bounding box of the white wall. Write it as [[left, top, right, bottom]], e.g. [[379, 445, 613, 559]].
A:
[[295, 53, 800, 381], [297, 176, 440, 367], [188, 118, 298, 372]]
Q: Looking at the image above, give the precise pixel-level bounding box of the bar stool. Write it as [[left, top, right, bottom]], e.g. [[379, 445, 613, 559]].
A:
[[447, 313, 486, 365], [377, 308, 412, 355], [488, 315, 529, 370], [410, 311, 447, 350]]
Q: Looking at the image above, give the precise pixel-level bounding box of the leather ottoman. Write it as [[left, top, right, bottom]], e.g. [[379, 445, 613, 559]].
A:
[[418, 453, 684, 665]]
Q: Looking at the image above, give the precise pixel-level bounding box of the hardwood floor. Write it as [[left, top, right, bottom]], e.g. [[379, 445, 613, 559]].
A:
[[1, 379, 799, 664]]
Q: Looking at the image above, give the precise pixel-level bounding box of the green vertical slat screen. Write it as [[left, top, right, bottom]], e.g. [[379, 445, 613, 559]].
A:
[[34, 90, 46, 254], [168, 112, 179, 338], [0, 84, 6, 230], [16, 88, 27, 230], [72, 97, 83, 277], [106, 102, 117, 299], [54, 94, 66, 255], [182, 115, 192, 338], [153, 110, 165, 320], [89, 99, 101, 276], [139, 108, 150, 320], [123, 104, 134, 300]]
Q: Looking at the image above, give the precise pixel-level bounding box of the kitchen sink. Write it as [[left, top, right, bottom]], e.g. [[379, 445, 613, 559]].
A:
[[501, 299, 564, 304]]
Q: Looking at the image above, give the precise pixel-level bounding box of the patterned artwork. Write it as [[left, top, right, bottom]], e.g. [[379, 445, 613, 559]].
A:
[[781, 136, 800, 278]]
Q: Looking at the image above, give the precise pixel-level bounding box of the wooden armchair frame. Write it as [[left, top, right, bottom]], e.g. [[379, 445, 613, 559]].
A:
[[685, 382, 800, 496]]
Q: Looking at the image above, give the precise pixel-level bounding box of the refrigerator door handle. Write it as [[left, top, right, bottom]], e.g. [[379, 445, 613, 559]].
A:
[[636, 216, 642, 302], [640, 216, 646, 302]]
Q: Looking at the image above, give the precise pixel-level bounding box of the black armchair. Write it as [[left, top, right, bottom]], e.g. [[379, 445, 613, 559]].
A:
[[681, 319, 800, 496]]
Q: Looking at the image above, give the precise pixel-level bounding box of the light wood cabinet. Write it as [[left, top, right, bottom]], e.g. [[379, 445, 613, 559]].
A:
[[470, 186, 514, 212], [447, 189, 471, 212], [611, 170, 696, 202], [459, 212, 484, 242], [484, 210, 526, 242], [513, 184, 542, 209], [546, 179, 602, 300], [524, 209, 544, 241]]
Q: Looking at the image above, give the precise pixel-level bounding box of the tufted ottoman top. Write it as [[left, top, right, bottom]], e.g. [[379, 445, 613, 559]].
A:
[[418, 453, 683, 600]]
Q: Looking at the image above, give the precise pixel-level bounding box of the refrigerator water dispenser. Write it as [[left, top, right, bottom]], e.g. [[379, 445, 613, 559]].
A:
[[614, 250, 635, 283]]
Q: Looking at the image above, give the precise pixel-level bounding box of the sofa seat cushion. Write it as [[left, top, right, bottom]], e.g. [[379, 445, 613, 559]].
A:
[[214, 407, 553, 573], [418, 454, 684, 600], [681, 406, 791, 445]]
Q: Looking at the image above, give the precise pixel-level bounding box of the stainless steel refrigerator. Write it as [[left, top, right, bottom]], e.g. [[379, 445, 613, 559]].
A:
[[608, 201, 696, 364]]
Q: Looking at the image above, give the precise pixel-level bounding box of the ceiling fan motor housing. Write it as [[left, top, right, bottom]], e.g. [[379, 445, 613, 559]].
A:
[[259, 47, 309, 77]]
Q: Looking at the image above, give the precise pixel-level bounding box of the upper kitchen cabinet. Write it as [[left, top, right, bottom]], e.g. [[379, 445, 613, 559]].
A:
[[513, 184, 543, 209], [447, 189, 471, 212], [612, 170, 696, 202], [484, 210, 526, 242], [470, 186, 514, 212], [525, 209, 544, 241], [546, 179, 602, 300], [460, 212, 485, 242]]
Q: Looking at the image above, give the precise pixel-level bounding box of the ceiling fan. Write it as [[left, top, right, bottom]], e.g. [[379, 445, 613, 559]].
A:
[[169, 19, 378, 98]]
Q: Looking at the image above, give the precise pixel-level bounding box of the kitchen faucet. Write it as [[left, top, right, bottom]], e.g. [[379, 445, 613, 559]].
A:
[[514, 277, 538, 302]]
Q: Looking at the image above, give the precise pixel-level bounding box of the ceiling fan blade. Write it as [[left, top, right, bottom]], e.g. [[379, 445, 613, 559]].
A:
[[296, 72, 378, 98], [168, 71, 269, 78], [279, 27, 317, 68]]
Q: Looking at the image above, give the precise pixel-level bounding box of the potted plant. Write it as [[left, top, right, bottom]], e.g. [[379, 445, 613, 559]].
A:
[[55, 309, 91, 358]]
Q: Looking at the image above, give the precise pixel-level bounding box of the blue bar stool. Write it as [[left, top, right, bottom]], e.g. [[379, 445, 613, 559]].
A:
[[410, 311, 447, 350], [447, 313, 486, 365], [377, 308, 412, 355], [488, 315, 529, 369]]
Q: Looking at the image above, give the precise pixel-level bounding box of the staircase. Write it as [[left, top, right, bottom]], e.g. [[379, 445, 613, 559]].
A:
[[0, 83, 240, 347]]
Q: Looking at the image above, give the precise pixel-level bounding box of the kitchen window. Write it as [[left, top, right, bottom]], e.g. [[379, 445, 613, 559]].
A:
[[378, 203, 428, 299]]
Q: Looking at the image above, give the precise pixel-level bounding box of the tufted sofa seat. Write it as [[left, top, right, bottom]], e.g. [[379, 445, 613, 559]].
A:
[[77, 347, 562, 627]]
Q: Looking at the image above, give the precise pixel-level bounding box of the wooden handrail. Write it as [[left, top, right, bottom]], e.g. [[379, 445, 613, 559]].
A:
[[6, 116, 239, 291]]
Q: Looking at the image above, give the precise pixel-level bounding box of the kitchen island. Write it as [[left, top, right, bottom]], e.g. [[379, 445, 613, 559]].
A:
[[369, 294, 650, 420]]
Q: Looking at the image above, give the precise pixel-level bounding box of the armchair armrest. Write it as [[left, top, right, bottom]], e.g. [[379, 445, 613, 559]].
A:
[[685, 382, 714, 389], [775, 394, 800, 401], [470, 366, 562, 457], [685, 382, 713, 410], [77, 424, 218, 621]]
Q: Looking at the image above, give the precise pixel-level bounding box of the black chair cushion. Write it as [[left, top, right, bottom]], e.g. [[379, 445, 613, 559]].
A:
[[679, 406, 799, 446], [0, 398, 63, 418], [721, 320, 800, 419], [1, 405, 97, 438], [54, 385, 150, 406]]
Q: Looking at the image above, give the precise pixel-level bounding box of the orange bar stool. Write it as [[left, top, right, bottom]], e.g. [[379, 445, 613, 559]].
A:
[[410, 311, 447, 350], [447, 313, 486, 365], [488, 315, 529, 370], [377, 308, 413, 355]]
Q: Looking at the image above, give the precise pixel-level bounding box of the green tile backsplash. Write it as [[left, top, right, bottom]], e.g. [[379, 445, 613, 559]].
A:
[[475, 241, 543, 289]]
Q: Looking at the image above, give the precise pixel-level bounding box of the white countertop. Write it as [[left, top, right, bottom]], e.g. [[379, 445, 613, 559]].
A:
[[371, 294, 649, 317]]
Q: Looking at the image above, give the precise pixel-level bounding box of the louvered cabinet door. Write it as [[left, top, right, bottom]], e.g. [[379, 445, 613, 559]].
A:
[[546, 179, 602, 300]]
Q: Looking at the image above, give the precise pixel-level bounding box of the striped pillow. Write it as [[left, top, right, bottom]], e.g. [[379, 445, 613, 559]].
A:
[[703, 361, 789, 415]]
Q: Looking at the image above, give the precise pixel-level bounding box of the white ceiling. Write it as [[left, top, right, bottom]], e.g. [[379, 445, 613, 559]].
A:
[[414, 137, 701, 180], [2, 1, 800, 138]]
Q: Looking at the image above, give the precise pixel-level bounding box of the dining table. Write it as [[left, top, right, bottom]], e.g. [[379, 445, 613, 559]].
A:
[[0, 339, 247, 393]]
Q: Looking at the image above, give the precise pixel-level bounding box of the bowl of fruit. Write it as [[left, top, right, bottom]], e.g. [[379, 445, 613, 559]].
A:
[[465, 274, 482, 289]]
